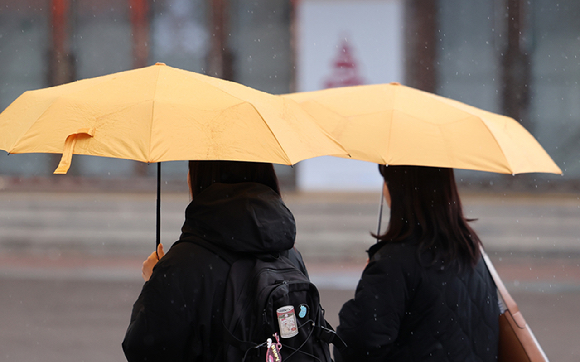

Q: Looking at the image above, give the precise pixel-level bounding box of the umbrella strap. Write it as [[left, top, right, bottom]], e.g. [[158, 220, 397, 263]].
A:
[[54, 128, 95, 174]]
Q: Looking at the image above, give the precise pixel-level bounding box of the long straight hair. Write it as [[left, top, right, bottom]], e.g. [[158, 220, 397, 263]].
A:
[[377, 165, 481, 268], [188, 160, 280, 198]]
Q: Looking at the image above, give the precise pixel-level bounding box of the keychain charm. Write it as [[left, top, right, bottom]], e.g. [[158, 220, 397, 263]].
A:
[[266, 333, 282, 362]]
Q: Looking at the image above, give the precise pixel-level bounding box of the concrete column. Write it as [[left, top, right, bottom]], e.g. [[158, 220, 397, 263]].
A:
[[48, 0, 76, 173], [404, 0, 438, 93], [501, 0, 532, 132], [207, 0, 234, 80], [129, 0, 151, 177]]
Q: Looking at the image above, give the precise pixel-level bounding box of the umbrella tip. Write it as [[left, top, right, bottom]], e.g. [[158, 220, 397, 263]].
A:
[[155, 62, 166, 66]]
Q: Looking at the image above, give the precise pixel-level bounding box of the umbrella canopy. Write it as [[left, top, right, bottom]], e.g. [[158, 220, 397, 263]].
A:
[[284, 82, 561, 175], [0, 62, 347, 174]]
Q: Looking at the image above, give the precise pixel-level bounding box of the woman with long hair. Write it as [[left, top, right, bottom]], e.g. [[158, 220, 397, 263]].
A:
[[122, 161, 311, 361], [335, 165, 499, 362]]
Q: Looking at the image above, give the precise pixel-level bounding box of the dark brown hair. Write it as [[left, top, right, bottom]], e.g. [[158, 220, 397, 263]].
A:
[[188, 160, 280, 198], [377, 165, 481, 268]]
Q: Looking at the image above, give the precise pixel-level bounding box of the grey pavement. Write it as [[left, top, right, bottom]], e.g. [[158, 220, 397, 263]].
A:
[[1, 258, 579, 362], [1, 190, 580, 361]]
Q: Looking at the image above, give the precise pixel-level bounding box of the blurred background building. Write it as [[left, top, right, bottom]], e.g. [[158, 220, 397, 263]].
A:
[[0, 0, 578, 192]]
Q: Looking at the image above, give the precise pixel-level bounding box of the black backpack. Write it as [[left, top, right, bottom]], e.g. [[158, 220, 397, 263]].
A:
[[192, 239, 344, 362]]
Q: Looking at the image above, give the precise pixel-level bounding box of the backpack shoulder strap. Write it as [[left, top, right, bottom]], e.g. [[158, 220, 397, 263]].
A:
[[317, 320, 347, 351]]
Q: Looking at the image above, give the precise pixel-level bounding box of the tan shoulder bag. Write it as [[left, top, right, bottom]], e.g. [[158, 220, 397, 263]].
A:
[[481, 248, 549, 362]]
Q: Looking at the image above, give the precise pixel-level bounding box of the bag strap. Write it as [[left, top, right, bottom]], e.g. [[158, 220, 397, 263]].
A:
[[480, 245, 533, 331], [317, 322, 347, 351], [481, 246, 551, 362], [479, 246, 519, 315]]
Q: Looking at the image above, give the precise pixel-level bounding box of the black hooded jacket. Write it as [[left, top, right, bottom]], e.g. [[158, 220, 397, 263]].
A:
[[335, 240, 499, 362], [122, 182, 306, 362]]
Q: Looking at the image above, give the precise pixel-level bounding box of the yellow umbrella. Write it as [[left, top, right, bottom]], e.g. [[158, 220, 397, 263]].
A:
[[0, 62, 347, 174], [0, 63, 348, 248], [284, 82, 561, 175]]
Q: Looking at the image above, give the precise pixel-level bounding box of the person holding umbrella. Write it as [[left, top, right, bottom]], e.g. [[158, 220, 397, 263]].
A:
[[334, 165, 499, 362], [122, 160, 315, 361]]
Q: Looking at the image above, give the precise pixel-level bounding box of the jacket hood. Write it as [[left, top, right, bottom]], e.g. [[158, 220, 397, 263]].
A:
[[179, 182, 296, 254]]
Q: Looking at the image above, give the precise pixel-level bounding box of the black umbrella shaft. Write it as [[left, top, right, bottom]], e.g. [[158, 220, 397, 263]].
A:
[[156, 162, 161, 253], [376, 186, 384, 241]]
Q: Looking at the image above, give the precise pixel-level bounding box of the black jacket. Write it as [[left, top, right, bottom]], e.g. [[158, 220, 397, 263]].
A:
[[335, 240, 499, 362], [122, 182, 306, 362]]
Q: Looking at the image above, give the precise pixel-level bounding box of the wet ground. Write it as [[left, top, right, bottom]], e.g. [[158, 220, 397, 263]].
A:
[[1, 190, 579, 361], [1, 254, 579, 362]]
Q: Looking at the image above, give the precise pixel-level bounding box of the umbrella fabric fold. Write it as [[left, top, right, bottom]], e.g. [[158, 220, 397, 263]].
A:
[[284, 82, 561, 175]]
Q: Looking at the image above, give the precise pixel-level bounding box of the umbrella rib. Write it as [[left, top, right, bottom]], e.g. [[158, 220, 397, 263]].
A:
[[204, 76, 299, 164], [5, 72, 133, 154], [6, 88, 90, 152], [431, 113, 513, 173], [208, 86, 289, 163], [422, 95, 516, 171], [6, 98, 57, 153], [250, 99, 292, 165], [178, 75, 294, 163], [148, 66, 162, 163], [384, 108, 394, 165], [478, 116, 518, 173]]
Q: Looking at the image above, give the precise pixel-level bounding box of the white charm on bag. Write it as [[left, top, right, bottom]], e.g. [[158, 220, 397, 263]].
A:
[[276, 305, 299, 338]]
